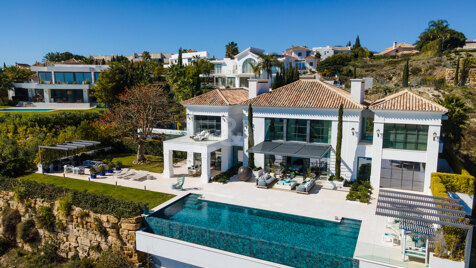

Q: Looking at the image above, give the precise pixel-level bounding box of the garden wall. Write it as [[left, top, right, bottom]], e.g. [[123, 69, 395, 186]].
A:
[[0, 190, 144, 265]]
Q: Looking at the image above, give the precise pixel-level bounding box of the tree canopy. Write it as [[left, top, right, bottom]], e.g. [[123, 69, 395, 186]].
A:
[[437, 95, 471, 149], [415, 19, 466, 53], [0, 68, 13, 105], [43, 52, 85, 62], [258, 54, 279, 79], [99, 85, 172, 163], [317, 53, 352, 77], [3, 66, 34, 82], [225, 42, 239, 59]]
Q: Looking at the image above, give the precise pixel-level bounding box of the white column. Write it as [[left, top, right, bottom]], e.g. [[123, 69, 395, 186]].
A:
[[163, 145, 174, 178], [187, 151, 194, 168], [370, 121, 384, 188], [220, 146, 232, 172], [187, 114, 194, 136], [201, 150, 211, 183], [44, 88, 51, 103], [424, 125, 441, 194], [91, 71, 95, 83], [83, 88, 89, 103]]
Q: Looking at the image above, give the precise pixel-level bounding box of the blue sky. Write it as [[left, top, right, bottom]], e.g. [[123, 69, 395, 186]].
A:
[[1, 0, 475, 65]]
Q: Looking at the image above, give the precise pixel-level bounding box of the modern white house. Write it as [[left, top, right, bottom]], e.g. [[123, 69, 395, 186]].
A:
[[281, 46, 318, 73], [165, 50, 209, 67], [210, 47, 270, 89], [163, 78, 447, 194], [313, 46, 351, 60], [10, 64, 109, 108]]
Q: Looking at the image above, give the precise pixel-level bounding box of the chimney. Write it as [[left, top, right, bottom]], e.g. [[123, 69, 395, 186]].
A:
[[248, 79, 270, 99], [350, 79, 365, 104], [393, 41, 397, 49]]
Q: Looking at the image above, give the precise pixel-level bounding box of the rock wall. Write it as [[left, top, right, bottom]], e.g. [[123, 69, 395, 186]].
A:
[[0, 190, 144, 265], [445, 68, 476, 85]]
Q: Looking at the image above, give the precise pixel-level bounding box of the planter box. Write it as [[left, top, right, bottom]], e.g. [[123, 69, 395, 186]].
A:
[[90, 174, 97, 179], [327, 178, 345, 189], [99, 172, 105, 176], [429, 254, 464, 268], [115, 167, 121, 171], [107, 170, 113, 173], [252, 170, 262, 178]]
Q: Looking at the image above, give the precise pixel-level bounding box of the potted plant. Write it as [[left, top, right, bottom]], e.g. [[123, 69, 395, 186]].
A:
[[115, 161, 123, 171], [89, 166, 97, 179], [97, 165, 106, 176], [252, 166, 262, 177], [107, 162, 114, 173]]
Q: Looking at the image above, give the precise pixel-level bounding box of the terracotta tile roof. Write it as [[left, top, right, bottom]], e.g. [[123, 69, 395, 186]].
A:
[[283, 55, 297, 59], [181, 88, 249, 106], [376, 43, 418, 55], [331, 46, 351, 51], [305, 55, 316, 60], [369, 90, 448, 112], [242, 79, 365, 109], [284, 46, 312, 52]]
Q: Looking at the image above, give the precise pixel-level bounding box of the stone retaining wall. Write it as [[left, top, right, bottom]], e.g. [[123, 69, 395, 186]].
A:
[[445, 68, 476, 85], [0, 190, 144, 265]]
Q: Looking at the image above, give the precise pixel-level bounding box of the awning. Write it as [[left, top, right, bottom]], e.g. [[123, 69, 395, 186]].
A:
[[247, 141, 331, 159]]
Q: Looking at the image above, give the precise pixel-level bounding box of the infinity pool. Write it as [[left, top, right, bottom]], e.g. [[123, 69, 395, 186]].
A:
[[0, 109, 54, 112], [145, 194, 360, 268]]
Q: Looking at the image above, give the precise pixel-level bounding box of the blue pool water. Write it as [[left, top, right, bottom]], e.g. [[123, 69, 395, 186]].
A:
[[145, 194, 361, 268], [0, 109, 54, 112]]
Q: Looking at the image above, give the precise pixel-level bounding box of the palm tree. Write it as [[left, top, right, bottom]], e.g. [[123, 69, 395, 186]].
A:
[[258, 54, 279, 79], [436, 95, 471, 149], [249, 62, 261, 78], [142, 51, 151, 61]]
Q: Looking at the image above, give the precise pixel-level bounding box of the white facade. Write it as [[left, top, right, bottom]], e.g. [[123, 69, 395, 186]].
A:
[[211, 47, 268, 89], [167, 51, 209, 67], [10, 64, 108, 105], [281, 46, 317, 73], [313, 46, 351, 60], [163, 79, 445, 194]]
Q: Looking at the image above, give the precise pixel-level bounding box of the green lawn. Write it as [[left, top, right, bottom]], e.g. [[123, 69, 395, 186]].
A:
[[111, 154, 164, 173], [18, 173, 175, 208]]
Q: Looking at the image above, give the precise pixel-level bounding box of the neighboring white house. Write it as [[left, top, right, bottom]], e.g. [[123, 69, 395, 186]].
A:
[[166, 51, 209, 67], [281, 46, 318, 73], [210, 47, 269, 89], [313, 46, 351, 60], [458, 39, 476, 50], [10, 64, 109, 108], [163, 78, 447, 194], [92, 52, 172, 63]]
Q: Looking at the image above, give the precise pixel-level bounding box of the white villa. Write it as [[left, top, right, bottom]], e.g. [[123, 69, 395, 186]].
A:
[[313, 45, 351, 60], [166, 50, 209, 67], [10, 63, 109, 108], [163, 78, 447, 194], [281, 46, 318, 73]]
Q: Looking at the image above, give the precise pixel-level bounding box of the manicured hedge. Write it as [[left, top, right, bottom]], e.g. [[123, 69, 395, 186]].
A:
[[430, 175, 449, 198], [211, 166, 240, 183], [431, 172, 475, 195], [0, 177, 145, 218]]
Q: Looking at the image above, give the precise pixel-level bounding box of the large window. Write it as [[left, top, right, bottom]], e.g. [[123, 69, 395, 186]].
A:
[[361, 118, 374, 141], [383, 124, 428, 150], [51, 89, 84, 103], [242, 58, 257, 74], [39, 72, 52, 82], [310, 120, 331, 143], [54, 72, 75, 83], [194, 115, 221, 135], [295, 61, 306, 70], [286, 119, 307, 142], [226, 77, 235, 87], [214, 64, 222, 74], [74, 72, 92, 84], [265, 118, 284, 141], [94, 72, 101, 82], [380, 160, 425, 192]]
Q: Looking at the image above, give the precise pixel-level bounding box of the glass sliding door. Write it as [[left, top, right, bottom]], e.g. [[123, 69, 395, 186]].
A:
[[380, 159, 425, 192], [265, 118, 284, 141], [286, 119, 307, 142]]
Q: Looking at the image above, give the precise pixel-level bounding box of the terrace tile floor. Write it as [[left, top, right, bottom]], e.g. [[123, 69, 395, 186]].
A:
[[41, 160, 426, 267]]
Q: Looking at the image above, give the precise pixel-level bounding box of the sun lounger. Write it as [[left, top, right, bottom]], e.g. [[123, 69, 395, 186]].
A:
[[117, 170, 136, 179], [256, 173, 276, 188], [131, 172, 148, 181], [275, 178, 297, 190], [296, 178, 316, 194], [171, 176, 185, 190]]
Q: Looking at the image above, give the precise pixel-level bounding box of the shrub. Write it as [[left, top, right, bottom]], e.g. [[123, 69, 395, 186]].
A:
[[17, 218, 39, 243], [211, 166, 240, 184], [1, 207, 21, 241], [14, 186, 28, 201], [58, 194, 73, 217], [36, 206, 56, 230], [0, 177, 145, 218], [26, 239, 62, 267], [95, 248, 133, 268], [0, 236, 13, 256], [431, 173, 474, 195], [94, 217, 108, 238], [328, 175, 344, 182], [346, 180, 372, 203], [115, 161, 123, 169]]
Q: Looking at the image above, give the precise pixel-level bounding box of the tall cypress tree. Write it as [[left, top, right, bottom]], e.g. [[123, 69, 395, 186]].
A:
[[454, 58, 460, 86], [335, 104, 343, 179], [177, 48, 183, 67], [402, 59, 409, 87], [353, 36, 361, 49], [247, 104, 255, 169], [353, 66, 357, 79]]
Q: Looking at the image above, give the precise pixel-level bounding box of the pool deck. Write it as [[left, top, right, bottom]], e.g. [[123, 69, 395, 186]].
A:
[[41, 161, 426, 267]]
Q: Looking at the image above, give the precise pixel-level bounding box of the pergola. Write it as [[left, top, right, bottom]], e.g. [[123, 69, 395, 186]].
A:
[[38, 140, 101, 164], [376, 189, 472, 266]]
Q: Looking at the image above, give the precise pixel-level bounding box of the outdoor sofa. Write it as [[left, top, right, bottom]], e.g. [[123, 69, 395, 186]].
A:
[[296, 178, 316, 194], [256, 173, 276, 188]]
